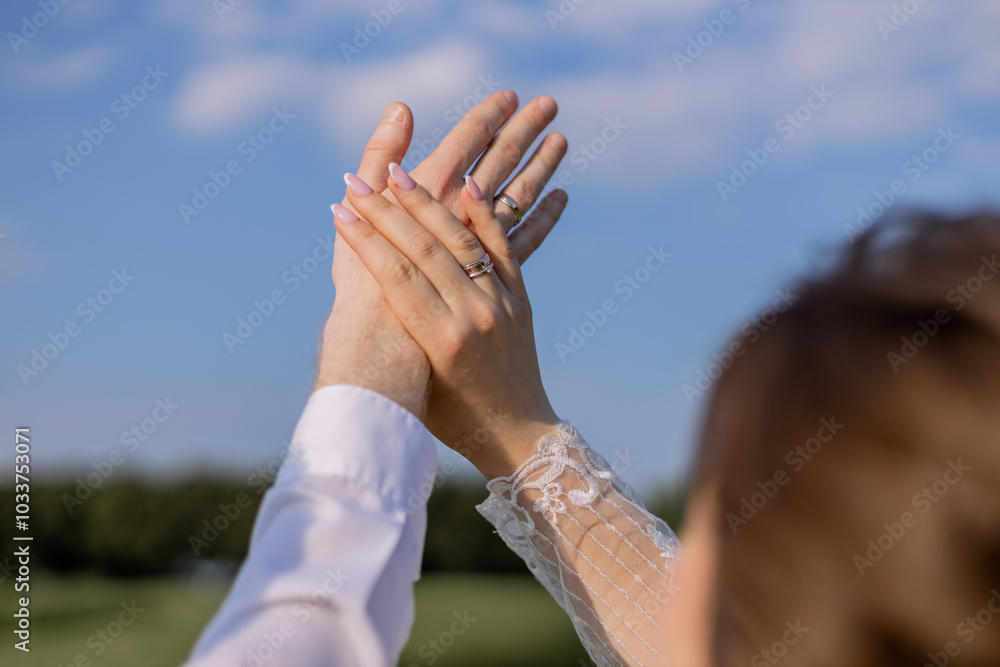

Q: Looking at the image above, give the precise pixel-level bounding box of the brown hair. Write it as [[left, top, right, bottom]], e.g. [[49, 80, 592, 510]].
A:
[[694, 211, 1000, 666]]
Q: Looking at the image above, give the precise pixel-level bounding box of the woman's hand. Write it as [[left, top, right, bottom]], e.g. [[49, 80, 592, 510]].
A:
[[317, 92, 567, 421], [333, 164, 568, 478]]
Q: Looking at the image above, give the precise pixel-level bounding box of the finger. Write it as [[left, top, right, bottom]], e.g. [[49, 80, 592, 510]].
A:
[[415, 90, 518, 187], [493, 132, 568, 234], [470, 95, 559, 199], [387, 163, 497, 272], [331, 203, 446, 338], [508, 189, 569, 265], [345, 171, 494, 300], [352, 102, 414, 196], [462, 175, 523, 296]]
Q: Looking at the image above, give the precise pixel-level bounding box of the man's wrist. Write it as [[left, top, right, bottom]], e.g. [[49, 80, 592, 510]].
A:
[[314, 300, 430, 419]]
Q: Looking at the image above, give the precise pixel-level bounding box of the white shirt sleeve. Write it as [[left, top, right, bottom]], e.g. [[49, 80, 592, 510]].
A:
[[184, 385, 437, 667]]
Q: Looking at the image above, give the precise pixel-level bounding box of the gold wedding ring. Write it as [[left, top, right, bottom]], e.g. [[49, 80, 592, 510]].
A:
[[494, 194, 523, 225]]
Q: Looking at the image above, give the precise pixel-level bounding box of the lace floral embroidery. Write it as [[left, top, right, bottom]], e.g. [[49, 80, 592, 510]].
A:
[[477, 422, 681, 667]]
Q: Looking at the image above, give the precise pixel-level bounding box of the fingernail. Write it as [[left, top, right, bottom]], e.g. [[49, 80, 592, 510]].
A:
[[539, 189, 567, 210], [331, 203, 359, 223], [381, 103, 404, 123], [344, 173, 374, 197], [503, 90, 516, 105], [465, 175, 483, 201], [388, 163, 416, 191], [536, 96, 556, 114]]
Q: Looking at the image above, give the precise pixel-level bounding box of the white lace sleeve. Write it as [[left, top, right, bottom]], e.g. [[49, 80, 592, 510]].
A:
[[476, 422, 681, 667]]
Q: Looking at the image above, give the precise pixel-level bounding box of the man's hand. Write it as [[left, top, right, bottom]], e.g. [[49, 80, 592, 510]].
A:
[[315, 103, 427, 416], [315, 91, 568, 422]]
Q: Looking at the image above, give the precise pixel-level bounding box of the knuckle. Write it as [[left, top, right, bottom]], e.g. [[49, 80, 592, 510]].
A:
[[492, 138, 523, 170], [469, 301, 504, 335], [500, 292, 522, 317], [384, 257, 419, 285], [494, 240, 518, 263], [440, 322, 472, 357], [538, 147, 563, 173], [527, 219, 550, 248], [406, 189, 436, 216], [361, 137, 396, 159], [447, 227, 483, 257], [509, 224, 539, 257], [464, 117, 496, 150], [407, 232, 442, 262], [461, 114, 496, 157], [523, 103, 549, 133], [525, 226, 543, 249], [512, 180, 540, 208]]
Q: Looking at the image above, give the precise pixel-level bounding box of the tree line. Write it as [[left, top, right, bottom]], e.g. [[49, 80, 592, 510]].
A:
[[0, 476, 685, 577]]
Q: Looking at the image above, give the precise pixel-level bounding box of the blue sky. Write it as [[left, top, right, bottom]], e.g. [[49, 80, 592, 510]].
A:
[[2, 0, 998, 493]]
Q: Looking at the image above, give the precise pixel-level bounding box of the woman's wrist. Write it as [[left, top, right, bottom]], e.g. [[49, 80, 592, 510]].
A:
[[463, 413, 561, 480]]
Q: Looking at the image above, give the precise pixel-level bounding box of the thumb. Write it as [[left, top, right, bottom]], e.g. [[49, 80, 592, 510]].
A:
[[332, 103, 413, 290], [353, 102, 414, 194]]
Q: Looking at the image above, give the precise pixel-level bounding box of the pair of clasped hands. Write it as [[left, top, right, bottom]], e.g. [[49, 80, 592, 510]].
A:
[[317, 91, 567, 479]]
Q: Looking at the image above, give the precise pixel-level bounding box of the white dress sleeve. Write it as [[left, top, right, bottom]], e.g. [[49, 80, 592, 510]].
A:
[[477, 422, 681, 667], [184, 385, 437, 667]]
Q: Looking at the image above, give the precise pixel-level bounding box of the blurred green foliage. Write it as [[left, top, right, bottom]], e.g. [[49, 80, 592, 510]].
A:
[[0, 476, 685, 577], [0, 477, 259, 576]]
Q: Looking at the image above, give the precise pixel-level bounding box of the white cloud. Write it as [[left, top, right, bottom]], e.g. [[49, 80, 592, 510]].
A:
[[150, 0, 449, 52], [460, 1, 553, 43], [172, 54, 316, 132], [543, 66, 750, 178], [164, 0, 999, 185], [539, 0, 993, 178], [171, 39, 491, 145], [544, 0, 720, 35], [496, 1, 990, 179], [947, 1, 1000, 97], [326, 40, 492, 142]]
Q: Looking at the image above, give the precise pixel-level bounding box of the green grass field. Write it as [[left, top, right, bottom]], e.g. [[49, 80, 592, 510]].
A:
[[400, 575, 590, 667], [1, 573, 591, 667]]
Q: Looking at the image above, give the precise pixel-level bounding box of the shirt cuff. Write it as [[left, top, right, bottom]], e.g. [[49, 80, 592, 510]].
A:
[[276, 384, 437, 513]]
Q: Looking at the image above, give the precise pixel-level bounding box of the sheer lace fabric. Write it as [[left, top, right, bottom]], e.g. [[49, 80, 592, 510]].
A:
[[477, 422, 681, 666]]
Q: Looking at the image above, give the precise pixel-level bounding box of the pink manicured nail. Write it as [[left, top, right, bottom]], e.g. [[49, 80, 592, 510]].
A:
[[465, 175, 483, 201], [331, 203, 359, 223], [343, 173, 374, 197], [388, 163, 416, 191]]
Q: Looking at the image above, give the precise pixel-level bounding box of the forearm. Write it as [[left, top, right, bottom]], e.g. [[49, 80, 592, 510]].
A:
[[476, 422, 681, 667], [186, 386, 437, 667]]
